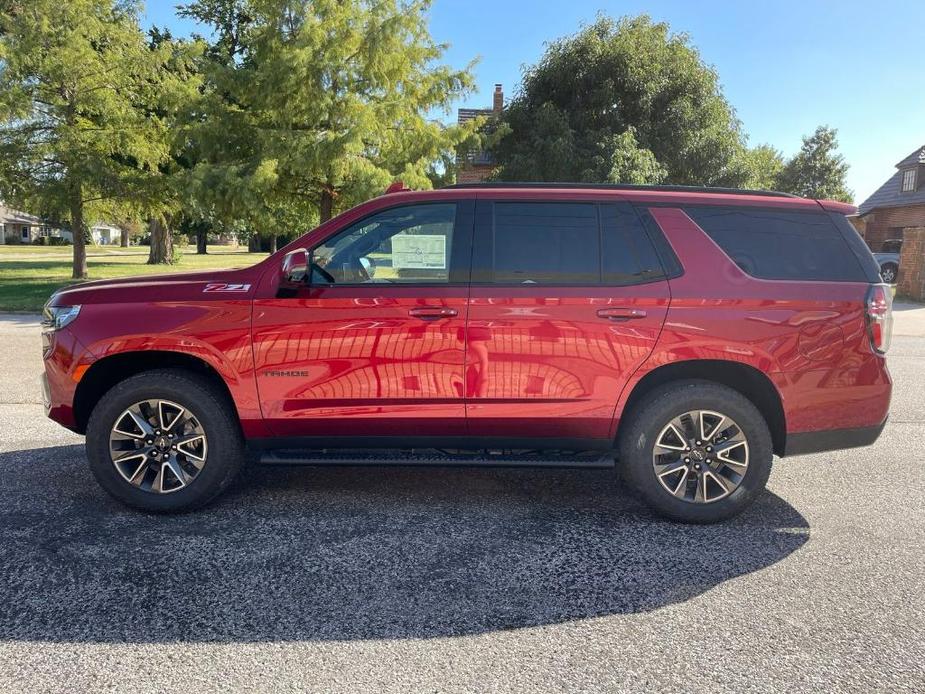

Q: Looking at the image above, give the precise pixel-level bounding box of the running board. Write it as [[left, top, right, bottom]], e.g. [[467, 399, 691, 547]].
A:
[[258, 449, 616, 469]]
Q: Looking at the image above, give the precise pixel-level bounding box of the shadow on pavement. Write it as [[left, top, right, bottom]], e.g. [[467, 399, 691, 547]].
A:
[[0, 445, 809, 643]]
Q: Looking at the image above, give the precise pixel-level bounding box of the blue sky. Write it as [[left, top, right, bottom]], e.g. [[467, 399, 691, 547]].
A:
[[143, 0, 925, 204]]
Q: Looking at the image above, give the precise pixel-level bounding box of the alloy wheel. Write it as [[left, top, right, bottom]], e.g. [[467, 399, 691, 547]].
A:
[[109, 399, 208, 494], [651, 409, 749, 504]]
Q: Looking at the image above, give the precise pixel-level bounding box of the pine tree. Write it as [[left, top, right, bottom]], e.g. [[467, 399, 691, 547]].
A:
[[0, 0, 181, 278]]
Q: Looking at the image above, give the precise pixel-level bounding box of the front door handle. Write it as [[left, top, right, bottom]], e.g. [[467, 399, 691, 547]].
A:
[[408, 307, 458, 320], [597, 308, 647, 321]]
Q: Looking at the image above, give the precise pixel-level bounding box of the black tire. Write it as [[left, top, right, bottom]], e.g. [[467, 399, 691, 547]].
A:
[[85, 369, 246, 512], [619, 380, 773, 524]]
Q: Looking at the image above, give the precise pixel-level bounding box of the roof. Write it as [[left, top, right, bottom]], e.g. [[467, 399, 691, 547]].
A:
[[457, 107, 493, 125], [0, 205, 44, 225], [859, 144, 925, 215], [896, 145, 925, 168]]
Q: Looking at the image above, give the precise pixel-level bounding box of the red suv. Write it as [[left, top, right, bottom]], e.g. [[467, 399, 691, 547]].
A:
[[41, 184, 892, 522]]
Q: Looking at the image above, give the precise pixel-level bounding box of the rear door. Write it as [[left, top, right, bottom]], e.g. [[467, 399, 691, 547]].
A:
[[465, 199, 670, 442], [252, 201, 473, 439]]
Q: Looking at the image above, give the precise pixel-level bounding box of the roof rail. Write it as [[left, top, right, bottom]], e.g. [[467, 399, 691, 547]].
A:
[[441, 182, 799, 199]]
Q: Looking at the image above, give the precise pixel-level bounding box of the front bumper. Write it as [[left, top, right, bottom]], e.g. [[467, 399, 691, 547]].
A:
[[783, 418, 888, 457]]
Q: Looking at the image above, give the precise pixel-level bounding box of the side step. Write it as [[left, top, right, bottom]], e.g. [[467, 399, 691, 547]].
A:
[[258, 448, 616, 469]]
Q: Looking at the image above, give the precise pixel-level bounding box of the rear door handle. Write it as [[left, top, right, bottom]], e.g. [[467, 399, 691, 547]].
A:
[[408, 307, 458, 319], [597, 308, 647, 321]]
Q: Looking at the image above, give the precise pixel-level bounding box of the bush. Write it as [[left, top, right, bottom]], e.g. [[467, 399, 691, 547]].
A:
[[4, 234, 20, 245], [48, 236, 68, 246], [32, 236, 47, 245]]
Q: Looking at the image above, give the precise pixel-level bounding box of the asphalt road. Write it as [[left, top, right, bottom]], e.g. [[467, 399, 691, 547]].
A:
[[1, 306, 924, 693]]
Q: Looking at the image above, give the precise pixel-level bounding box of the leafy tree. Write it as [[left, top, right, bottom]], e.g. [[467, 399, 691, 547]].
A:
[[776, 126, 852, 202], [491, 15, 750, 187], [182, 0, 478, 232], [606, 127, 667, 184], [0, 0, 180, 278], [741, 144, 785, 191]]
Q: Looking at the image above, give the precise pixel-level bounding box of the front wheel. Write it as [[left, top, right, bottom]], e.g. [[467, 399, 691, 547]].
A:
[[619, 381, 773, 523], [85, 369, 245, 512]]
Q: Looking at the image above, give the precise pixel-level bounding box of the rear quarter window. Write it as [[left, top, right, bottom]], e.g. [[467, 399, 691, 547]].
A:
[[684, 206, 867, 282]]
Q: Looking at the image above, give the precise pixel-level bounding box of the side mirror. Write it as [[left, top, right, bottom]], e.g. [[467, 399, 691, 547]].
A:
[[280, 248, 308, 288]]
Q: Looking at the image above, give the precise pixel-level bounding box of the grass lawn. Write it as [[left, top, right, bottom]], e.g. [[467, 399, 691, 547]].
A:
[[0, 245, 268, 312]]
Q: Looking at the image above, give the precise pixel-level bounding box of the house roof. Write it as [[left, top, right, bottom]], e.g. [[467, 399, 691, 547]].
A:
[[858, 144, 925, 215], [896, 145, 925, 168], [0, 204, 44, 225], [457, 107, 494, 124]]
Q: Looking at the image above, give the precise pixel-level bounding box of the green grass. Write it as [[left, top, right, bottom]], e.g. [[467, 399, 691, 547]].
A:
[[0, 245, 268, 312]]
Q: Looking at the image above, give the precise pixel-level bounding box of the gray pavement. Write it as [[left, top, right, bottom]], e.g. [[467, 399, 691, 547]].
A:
[[1, 309, 924, 693]]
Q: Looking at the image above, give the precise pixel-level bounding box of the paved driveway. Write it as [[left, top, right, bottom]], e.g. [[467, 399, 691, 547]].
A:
[[1, 308, 924, 693]]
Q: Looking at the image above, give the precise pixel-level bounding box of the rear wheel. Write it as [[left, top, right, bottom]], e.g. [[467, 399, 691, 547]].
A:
[[619, 381, 773, 523], [85, 369, 245, 512]]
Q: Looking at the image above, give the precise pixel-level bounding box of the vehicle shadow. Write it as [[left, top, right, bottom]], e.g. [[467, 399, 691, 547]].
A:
[[0, 445, 809, 643]]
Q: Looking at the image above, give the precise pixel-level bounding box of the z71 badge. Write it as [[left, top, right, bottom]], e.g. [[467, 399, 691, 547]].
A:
[[203, 283, 251, 293]]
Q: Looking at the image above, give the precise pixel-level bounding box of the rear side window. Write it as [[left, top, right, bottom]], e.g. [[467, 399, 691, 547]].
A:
[[601, 204, 667, 284], [492, 202, 599, 284], [684, 206, 867, 282], [482, 201, 665, 285]]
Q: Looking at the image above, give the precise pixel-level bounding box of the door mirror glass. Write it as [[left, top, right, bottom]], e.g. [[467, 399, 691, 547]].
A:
[[280, 248, 308, 287]]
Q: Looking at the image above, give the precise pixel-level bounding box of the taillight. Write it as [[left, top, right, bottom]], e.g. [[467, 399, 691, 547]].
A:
[[865, 284, 892, 354]]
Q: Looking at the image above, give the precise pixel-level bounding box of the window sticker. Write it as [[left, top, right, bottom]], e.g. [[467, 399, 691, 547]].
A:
[[391, 234, 446, 269]]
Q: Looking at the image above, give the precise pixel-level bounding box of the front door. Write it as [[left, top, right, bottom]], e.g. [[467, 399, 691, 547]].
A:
[[465, 199, 670, 443], [252, 201, 473, 439]]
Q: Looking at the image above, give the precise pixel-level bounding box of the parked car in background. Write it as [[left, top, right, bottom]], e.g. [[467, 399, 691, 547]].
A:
[[40, 183, 892, 523], [873, 239, 903, 284]]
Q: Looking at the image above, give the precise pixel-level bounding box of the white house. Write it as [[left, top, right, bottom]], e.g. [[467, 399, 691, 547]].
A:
[[0, 205, 70, 244], [90, 222, 123, 245]]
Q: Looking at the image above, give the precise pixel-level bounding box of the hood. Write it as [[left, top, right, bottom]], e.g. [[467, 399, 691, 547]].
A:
[[48, 266, 262, 307]]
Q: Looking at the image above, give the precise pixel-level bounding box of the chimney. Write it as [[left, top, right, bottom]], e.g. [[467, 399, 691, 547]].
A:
[[492, 84, 503, 113]]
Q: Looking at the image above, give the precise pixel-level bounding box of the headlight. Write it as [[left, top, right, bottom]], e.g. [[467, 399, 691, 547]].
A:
[[41, 305, 81, 354], [42, 305, 81, 331]]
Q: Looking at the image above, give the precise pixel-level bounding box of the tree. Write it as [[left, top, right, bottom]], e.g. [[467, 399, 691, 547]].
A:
[[741, 144, 785, 191], [182, 0, 478, 232], [0, 0, 178, 278], [776, 126, 852, 202], [606, 127, 667, 184], [490, 15, 750, 186]]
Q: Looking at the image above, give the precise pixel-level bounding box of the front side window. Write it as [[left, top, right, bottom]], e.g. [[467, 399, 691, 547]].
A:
[[311, 203, 456, 284], [902, 169, 916, 192]]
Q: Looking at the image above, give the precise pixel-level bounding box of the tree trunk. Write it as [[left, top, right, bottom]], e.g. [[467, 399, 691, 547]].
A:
[[269, 235, 277, 254], [320, 188, 335, 223], [70, 188, 88, 279], [248, 235, 260, 252], [120, 228, 129, 247], [196, 227, 207, 254], [147, 216, 174, 265]]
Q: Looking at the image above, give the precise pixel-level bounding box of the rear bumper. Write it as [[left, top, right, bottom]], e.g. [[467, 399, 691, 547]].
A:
[[783, 418, 887, 457]]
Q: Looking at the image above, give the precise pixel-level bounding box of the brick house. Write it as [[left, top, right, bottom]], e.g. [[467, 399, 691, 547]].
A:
[[456, 84, 503, 184], [853, 145, 925, 251]]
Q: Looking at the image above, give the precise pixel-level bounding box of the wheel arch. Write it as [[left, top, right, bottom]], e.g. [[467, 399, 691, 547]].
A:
[[617, 360, 787, 456], [73, 351, 240, 435]]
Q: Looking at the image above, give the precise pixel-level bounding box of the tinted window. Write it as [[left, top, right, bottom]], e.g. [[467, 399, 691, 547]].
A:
[[492, 203, 599, 284], [684, 206, 866, 282], [312, 204, 455, 284], [601, 204, 665, 284]]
